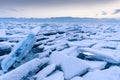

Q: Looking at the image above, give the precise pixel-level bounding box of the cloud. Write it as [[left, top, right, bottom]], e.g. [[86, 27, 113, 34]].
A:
[[0, 8, 18, 16], [0, 0, 117, 7], [8, 9, 18, 12], [112, 9, 120, 14], [101, 11, 107, 15]]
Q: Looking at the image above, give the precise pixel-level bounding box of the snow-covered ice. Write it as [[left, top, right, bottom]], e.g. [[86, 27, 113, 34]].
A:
[[79, 47, 120, 63], [34, 64, 56, 80], [61, 56, 89, 79], [0, 42, 12, 55], [50, 52, 89, 79], [43, 71, 64, 80], [71, 76, 85, 80], [0, 21, 120, 80], [50, 52, 67, 66], [0, 29, 6, 37], [83, 60, 107, 70], [83, 66, 120, 80], [0, 58, 42, 80]]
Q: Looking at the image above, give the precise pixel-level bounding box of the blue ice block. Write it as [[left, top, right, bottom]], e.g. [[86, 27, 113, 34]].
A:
[[1, 33, 36, 72]]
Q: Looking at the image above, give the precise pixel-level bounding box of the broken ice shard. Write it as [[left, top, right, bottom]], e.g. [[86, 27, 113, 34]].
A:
[[0, 58, 42, 80], [79, 48, 120, 64], [1, 33, 36, 72]]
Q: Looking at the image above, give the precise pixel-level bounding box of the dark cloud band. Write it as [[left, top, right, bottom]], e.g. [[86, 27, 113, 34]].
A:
[[0, 0, 116, 7], [112, 9, 120, 14]]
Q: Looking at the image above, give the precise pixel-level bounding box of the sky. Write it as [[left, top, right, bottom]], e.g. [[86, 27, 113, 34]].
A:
[[0, 0, 120, 18]]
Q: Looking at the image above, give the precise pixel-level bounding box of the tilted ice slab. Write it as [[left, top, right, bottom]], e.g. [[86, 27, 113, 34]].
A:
[[67, 40, 97, 48], [89, 35, 105, 40], [38, 50, 51, 59], [43, 71, 64, 80], [0, 55, 7, 62], [57, 46, 79, 56], [30, 26, 41, 35], [0, 29, 6, 37], [6, 28, 30, 35], [0, 58, 48, 80], [1, 27, 41, 72], [0, 42, 12, 48], [105, 35, 120, 41], [92, 41, 117, 50], [61, 56, 89, 79], [50, 52, 89, 80], [1, 33, 36, 72], [0, 42, 12, 54], [0, 35, 26, 42], [83, 66, 120, 80], [79, 48, 120, 64], [44, 41, 69, 51], [84, 60, 107, 70], [50, 52, 67, 66], [34, 64, 56, 80]]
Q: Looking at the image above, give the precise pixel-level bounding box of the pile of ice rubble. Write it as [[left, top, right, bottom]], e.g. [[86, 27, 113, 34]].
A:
[[0, 23, 120, 80]]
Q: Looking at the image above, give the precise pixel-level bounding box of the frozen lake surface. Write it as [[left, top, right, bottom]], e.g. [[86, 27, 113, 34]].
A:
[[0, 21, 120, 80]]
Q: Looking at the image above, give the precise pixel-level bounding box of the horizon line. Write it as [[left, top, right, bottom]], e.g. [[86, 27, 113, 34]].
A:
[[0, 16, 119, 19]]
